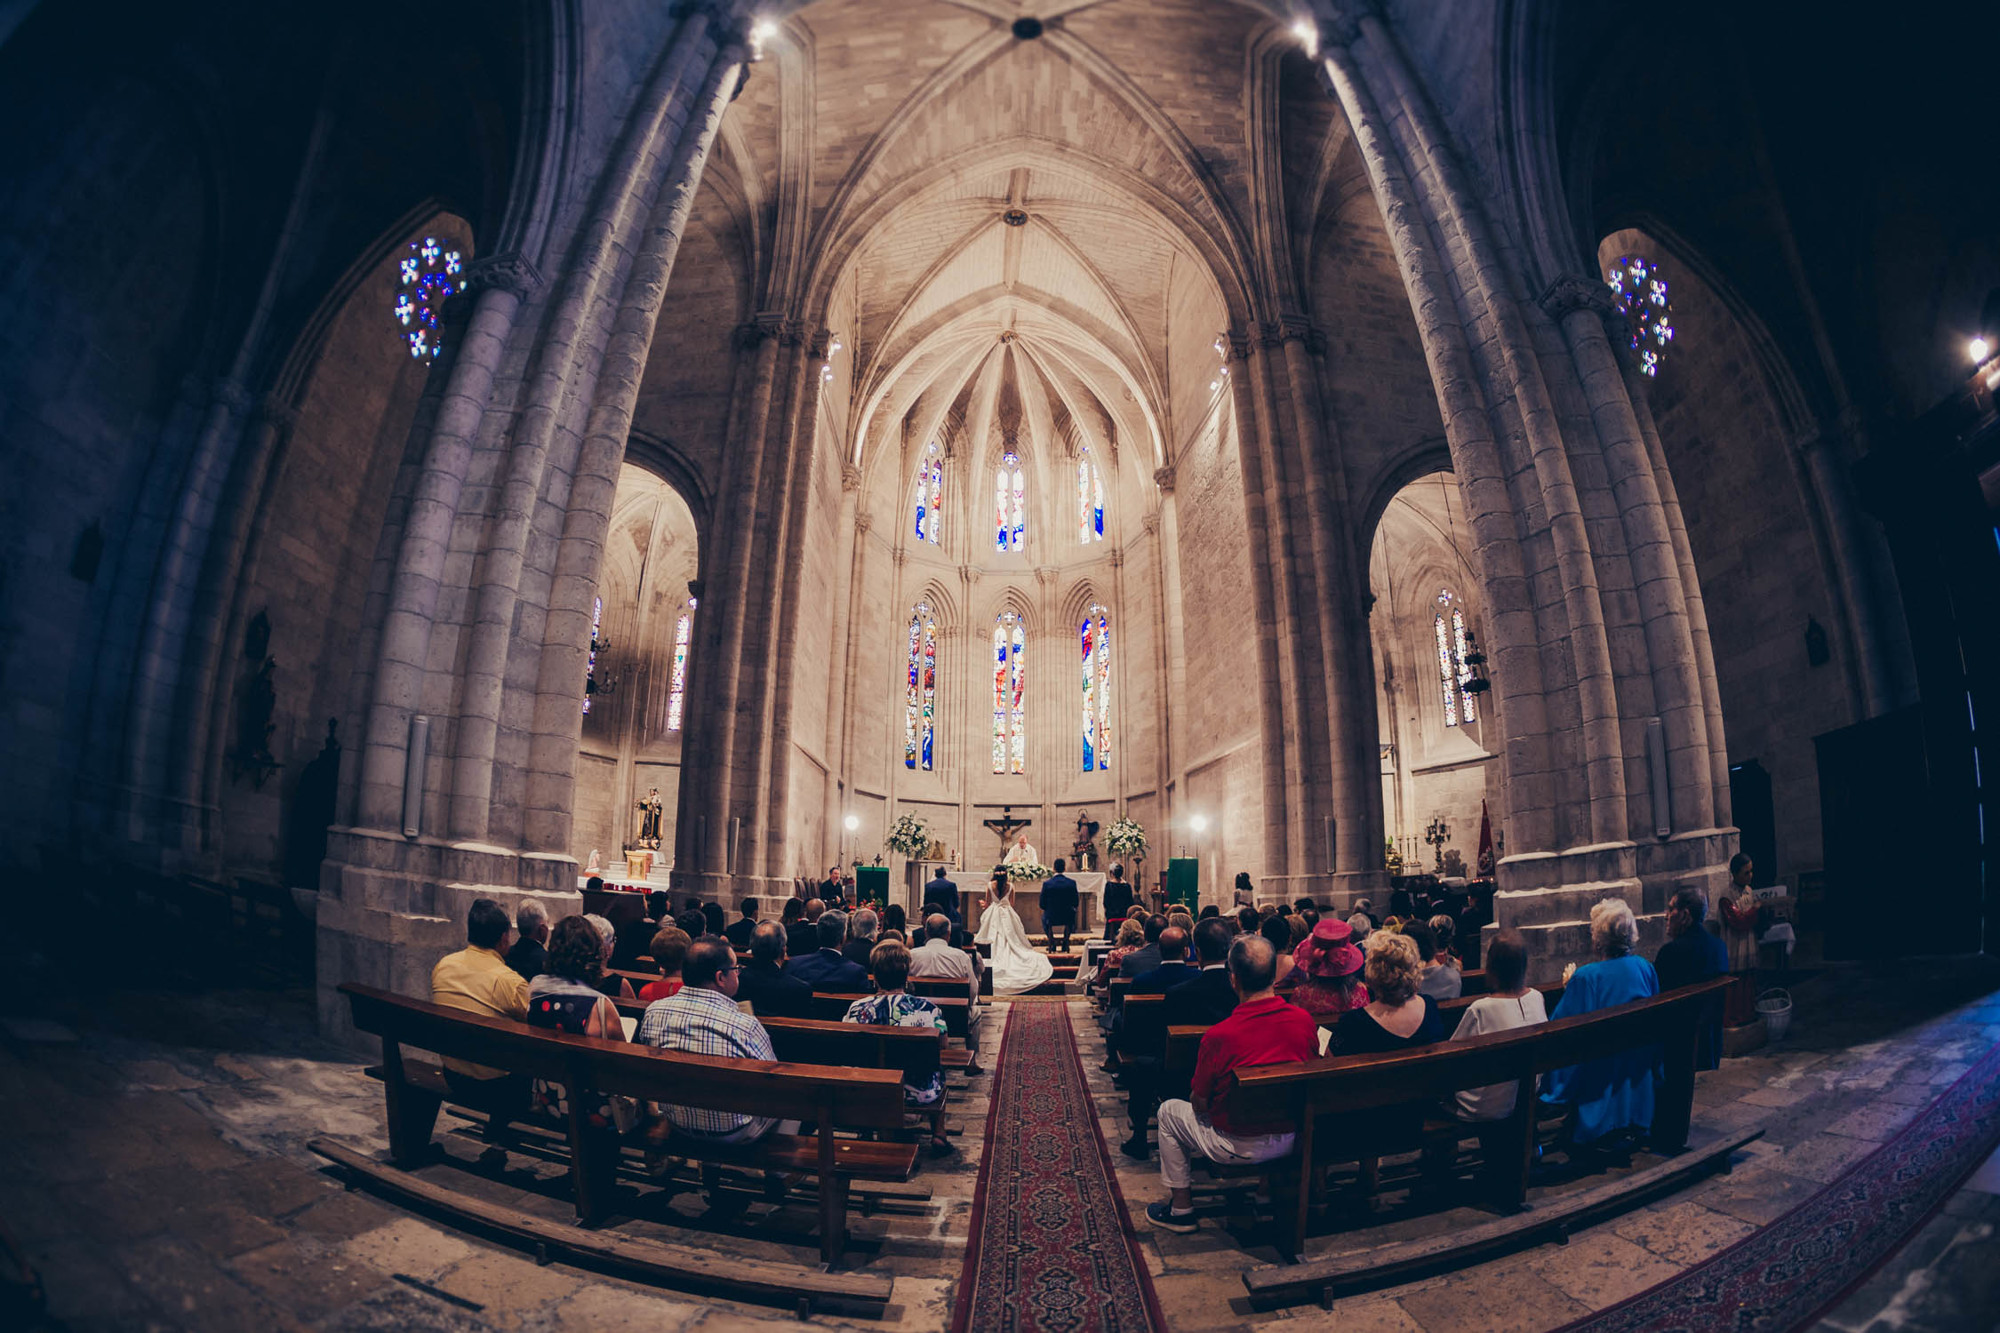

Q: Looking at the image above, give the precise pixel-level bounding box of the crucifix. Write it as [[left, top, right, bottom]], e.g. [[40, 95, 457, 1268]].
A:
[[982, 805, 1032, 859]]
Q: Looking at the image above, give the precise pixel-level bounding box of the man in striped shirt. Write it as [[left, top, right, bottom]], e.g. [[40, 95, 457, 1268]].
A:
[[636, 938, 784, 1143]]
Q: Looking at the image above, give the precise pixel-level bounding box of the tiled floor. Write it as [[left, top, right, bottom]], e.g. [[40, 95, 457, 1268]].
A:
[[2, 957, 1996, 1331]]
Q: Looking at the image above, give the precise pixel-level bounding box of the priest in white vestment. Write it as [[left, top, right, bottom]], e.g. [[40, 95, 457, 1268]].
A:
[[1002, 833, 1040, 867]]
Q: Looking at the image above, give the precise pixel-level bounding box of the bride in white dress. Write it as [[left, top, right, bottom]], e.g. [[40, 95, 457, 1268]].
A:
[[974, 872, 1054, 994]]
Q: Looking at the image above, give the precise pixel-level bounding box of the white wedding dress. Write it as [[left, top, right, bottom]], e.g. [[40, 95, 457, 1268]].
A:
[[974, 890, 1055, 994]]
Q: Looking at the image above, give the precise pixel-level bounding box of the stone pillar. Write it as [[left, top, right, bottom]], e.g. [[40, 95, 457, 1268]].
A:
[[822, 464, 864, 870]]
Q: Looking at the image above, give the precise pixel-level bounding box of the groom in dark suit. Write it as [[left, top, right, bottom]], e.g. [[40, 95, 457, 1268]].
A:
[[1039, 858, 1080, 953], [922, 867, 960, 925]]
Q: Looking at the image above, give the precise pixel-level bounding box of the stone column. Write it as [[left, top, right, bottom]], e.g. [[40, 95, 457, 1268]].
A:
[[1150, 474, 1187, 815], [821, 463, 864, 870]]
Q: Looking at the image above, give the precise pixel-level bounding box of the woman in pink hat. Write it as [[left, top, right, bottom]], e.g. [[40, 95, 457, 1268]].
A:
[[1279, 917, 1370, 1021]]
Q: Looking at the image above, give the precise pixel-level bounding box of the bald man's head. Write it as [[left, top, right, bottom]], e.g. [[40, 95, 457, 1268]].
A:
[[1157, 926, 1189, 960]]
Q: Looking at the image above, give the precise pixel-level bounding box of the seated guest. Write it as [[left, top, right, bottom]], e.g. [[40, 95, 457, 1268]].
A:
[[1232, 871, 1256, 910], [724, 898, 759, 951], [1446, 929, 1546, 1120], [1279, 918, 1369, 1020], [1165, 919, 1240, 1027], [528, 916, 628, 1128], [1234, 905, 1261, 936], [505, 897, 550, 980], [1119, 914, 1169, 978], [675, 908, 708, 942], [1040, 858, 1080, 953], [635, 925, 690, 1003], [1543, 899, 1660, 1145], [842, 907, 880, 968], [1143, 935, 1317, 1232], [612, 892, 669, 970], [1166, 909, 1195, 937], [880, 902, 908, 940], [639, 940, 792, 1145], [1096, 918, 1146, 986], [1332, 932, 1448, 1055], [844, 939, 952, 1154], [737, 921, 812, 1018], [1115, 926, 1193, 1153], [783, 898, 816, 959], [1197, 904, 1221, 921], [1297, 905, 1319, 934], [1655, 887, 1728, 1070], [910, 912, 984, 1074], [585, 875, 605, 894], [1260, 915, 1297, 986], [1127, 927, 1194, 997], [784, 910, 869, 991], [702, 901, 727, 940], [1428, 914, 1462, 971], [1346, 910, 1373, 943], [1102, 863, 1136, 940], [1406, 920, 1462, 1000], [430, 898, 530, 1104], [583, 915, 637, 1000]]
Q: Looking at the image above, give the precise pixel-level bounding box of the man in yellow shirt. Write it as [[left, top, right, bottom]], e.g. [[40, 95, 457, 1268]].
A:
[[430, 899, 530, 1103]]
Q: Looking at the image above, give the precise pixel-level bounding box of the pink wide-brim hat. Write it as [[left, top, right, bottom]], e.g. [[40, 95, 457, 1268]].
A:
[[1295, 917, 1364, 979]]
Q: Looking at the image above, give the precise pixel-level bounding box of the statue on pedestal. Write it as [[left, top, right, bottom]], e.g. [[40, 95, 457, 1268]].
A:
[[636, 788, 663, 850], [1072, 810, 1101, 872]]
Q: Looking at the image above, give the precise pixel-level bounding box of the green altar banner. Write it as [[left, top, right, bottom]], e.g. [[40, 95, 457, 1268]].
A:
[[1166, 857, 1199, 911], [855, 865, 890, 908]]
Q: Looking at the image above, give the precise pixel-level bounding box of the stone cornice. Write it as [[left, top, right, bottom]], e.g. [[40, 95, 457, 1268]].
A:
[[1152, 465, 1176, 493], [1538, 273, 1618, 322], [841, 462, 863, 491], [463, 252, 544, 300]]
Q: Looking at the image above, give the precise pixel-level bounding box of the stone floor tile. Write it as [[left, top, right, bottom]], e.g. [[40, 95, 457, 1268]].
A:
[[1611, 1200, 1756, 1265], [321, 1285, 503, 1332], [285, 1188, 402, 1240], [1524, 1229, 1683, 1308], [118, 1233, 314, 1332], [340, 1216, 481, 1281], [1276, 1295, 1425, 1331], [1145, 1271, 1262, 1329], [227, 1237, 395, 1320], [1772, 1133, 1878, 1183], [428, 1250, 584, 1324], [1690, 1163, 1823, 1225], [1824, 1101, 1920, 1142], [1394, 1261, 1590, 1333], [537, 1282, 712, 1331]]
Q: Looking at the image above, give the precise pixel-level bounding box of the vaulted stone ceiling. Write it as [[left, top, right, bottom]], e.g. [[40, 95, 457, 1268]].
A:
[[703, 0, 1336, 480]]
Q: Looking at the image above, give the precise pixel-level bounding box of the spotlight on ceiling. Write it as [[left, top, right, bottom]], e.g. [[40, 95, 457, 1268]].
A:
[[1972, 336, 1993, 365], [1291, 18, 1318, 54], [1189, 814, 1209, 834]]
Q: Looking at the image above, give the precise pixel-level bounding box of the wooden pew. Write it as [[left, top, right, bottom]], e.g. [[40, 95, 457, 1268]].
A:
[[335, 983, 916, 1267], [810, 992, 971, 1041], [1222, 976, 1735, 1264]]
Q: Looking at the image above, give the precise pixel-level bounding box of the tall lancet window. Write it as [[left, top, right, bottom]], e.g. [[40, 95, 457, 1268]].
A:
[[905, 602, 938, 770], [1077, 448, 1105, 543], [582, 596, 604, 715], [992, 610, 1026, 773], [666, 597, 696, 731], [1081, 606, 1112, 771], [912, 442, 943, 545], [1433, 588, 1479, 727], [995, 450, 1026, 552]]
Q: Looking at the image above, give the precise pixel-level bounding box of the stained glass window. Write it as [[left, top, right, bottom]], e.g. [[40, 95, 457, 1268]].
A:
[[912, 442, 943, 545], [1081, 606, 1112, 771], [1604, 255, 1674, 377], [666, 597, 695, 732], [1434, 588, 1479, 726], [992, 611, 1025, 773], [582, 596, 603, 715], [905, 602, 938, 770], [1077, 450, 1105, 543], [395, 235, 463, 361], [995, 451, 1026, 552]]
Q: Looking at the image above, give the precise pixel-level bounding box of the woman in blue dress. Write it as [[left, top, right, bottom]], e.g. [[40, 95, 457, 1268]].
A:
[[1542, 898, 1658, 1145]]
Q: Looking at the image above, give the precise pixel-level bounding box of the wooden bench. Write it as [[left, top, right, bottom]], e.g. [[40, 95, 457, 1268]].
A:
[[1220, 975, 1736, 1265], [810, 992, 972, 1041], [335, 983, 916, 1267]]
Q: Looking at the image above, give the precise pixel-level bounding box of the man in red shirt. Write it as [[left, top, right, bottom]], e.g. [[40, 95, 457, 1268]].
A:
[[1144, 933, 1316, 1232]]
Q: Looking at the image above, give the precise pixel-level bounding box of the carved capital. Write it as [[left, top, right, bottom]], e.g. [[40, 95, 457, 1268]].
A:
[[853, 510, 873, 534], [462, 252, 544, 299], [1321, 2, 1376, 47], [1152, 465, 1176, 493], [252, 394, 299, 433], [1034, 565, 1058, 587], [212, 379, 251, 413], [959, 564, 980, 585], [779, 318, 809, 348], [1538, 273, 1619, 323], [1226, 329, 1256, 363], [892, 545, 906, 567], [809, 327, 835, 359], [1109, 547, 1125, 568], [841, 462, 863, 492], [1141, 512, 1160, 536]]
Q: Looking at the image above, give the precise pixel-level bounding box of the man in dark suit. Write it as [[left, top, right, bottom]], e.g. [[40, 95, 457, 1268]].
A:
[[1118, 914, 1169, 979], [1164, 918, 1239, 1028], [786, 898, 822, 959], [724, 897, 759, 951], [1102, 864, 1136, 941], [736, 921, 812, 1019], [841, 908, 880, 968], [504, 898, 551, 981], [783, 911, 869, 992], [922, 867, 961, 924], [1039, 859, 1080, 952], [612, 892, 670, 970], [1118, 926, 1194, 1159]]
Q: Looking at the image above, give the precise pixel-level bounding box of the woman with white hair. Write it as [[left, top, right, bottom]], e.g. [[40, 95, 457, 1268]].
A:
[[1540, 898, 1659, 1146]]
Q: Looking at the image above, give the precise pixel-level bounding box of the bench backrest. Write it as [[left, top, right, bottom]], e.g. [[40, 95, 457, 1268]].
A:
[[1225, 976, 1730, 1122], [908, 977, 974, 1002], [339, 983, 906, 1129], [762, 1015, 942, 1081]]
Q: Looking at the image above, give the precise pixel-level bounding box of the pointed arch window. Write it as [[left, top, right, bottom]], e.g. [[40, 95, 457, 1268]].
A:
[[992, 610, 1026, 773], [1077, 449, 1105, 543], [666, 597, 696, 732], [394, 235, 462, 361], [582, 596, 604, 715], [912, 442, 944, 545], [906, 602, 938, 770], [995, 451, 1026, 552], [1433, 588, 1479, 727], [1081, 606, 1112, 771]]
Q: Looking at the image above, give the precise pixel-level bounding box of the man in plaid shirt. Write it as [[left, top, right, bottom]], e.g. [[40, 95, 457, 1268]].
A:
[[637, 938, 787, 1143]]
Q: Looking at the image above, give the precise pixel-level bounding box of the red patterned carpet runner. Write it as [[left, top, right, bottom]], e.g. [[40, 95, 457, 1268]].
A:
[[1559, 1034, 2000, 1332], [952, 1001, 1166, 1333]]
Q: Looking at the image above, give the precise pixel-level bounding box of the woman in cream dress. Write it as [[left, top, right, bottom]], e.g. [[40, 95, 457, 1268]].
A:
[[974, 870, 1055, 994]]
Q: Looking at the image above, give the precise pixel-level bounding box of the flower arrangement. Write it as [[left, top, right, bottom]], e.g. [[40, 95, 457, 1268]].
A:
[[1004, 860, 1051, 881], [885, 813, 931, 859], [1104, 818, 1149, 859]]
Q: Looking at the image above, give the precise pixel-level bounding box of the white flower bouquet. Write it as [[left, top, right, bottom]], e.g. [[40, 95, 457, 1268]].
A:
[[886, 813, 931, 859], [1104, 818, 1149, 859], [1004, 860, 1051, 881]]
